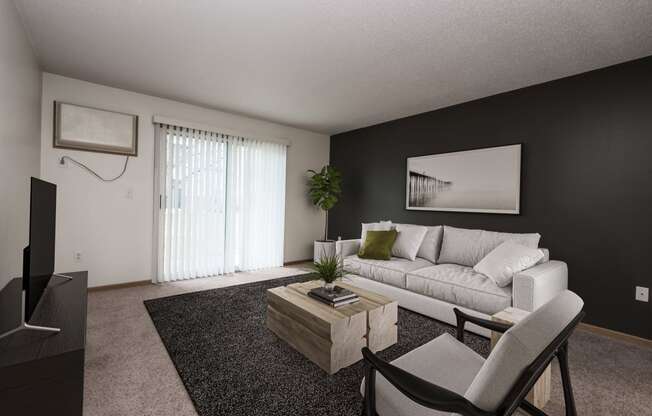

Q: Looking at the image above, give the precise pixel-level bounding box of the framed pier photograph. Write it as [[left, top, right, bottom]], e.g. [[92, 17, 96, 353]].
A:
[[405, 144, 522, 214]]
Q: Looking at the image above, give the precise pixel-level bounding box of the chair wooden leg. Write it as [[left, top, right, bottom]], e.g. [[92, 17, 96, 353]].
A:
[[455, 313, 466, 343], [557, 342, 577, 416], [364, 362, 377, 416]]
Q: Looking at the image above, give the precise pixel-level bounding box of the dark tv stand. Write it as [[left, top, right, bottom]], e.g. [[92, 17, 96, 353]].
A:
[[0, 271, 87, 416]]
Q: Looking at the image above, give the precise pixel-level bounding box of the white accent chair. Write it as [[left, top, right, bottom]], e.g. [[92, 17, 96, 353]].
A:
[[360, 290, 584, 416]]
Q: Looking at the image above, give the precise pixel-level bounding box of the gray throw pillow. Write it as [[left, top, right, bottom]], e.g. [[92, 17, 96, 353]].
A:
[[416, 225, 444, 264], [391, 224, 428, 261]]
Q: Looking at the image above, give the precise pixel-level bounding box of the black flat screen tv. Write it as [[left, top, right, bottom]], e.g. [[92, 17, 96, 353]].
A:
[[23, 177, 57, 322]]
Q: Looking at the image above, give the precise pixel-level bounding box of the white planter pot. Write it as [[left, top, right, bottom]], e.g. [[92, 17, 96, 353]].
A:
[[313, 240, 336, 263]]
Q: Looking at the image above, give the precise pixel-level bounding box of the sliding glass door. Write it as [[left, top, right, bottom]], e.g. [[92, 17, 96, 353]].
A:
[[155, 124, 286, 283], [225, 137, 287, 273]]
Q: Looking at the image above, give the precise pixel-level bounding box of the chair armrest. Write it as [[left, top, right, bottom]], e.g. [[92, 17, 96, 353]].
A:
[[362, 348, 491, 416], [453, 308, 512, 342], [335, 238, 361, 258], [513, 260, 568, 311]]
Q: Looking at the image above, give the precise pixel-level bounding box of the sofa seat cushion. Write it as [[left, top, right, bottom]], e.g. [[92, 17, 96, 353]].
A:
[[343, 255, 433, 289], [360, 333, 485, 416], [406, 264, 512, 315]]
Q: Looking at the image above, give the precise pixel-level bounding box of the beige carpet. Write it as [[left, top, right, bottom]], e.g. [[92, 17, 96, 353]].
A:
[[84, 268, 652, 416], [84, 265, 312, 416]]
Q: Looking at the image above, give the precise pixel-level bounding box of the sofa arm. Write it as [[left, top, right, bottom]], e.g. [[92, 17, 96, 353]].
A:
[[336, 239, 361, 258], [513, 260, 568, 311]]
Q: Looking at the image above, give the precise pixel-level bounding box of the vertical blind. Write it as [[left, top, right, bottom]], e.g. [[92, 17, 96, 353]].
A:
[[155, 124, 286, 283]]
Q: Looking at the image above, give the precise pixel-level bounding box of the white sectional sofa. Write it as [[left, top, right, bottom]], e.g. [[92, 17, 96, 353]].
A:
[[337, 224, 568, 337]]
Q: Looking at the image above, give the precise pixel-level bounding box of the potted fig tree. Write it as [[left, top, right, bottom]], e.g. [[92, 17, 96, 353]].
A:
[[307, 165, 342, 262]]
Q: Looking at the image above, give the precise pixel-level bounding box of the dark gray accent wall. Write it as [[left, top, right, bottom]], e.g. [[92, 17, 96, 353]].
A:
[[330, 56, 652, 339]]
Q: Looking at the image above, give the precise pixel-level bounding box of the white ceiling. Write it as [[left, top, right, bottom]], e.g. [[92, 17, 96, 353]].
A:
[[14, 0, 652, 134]]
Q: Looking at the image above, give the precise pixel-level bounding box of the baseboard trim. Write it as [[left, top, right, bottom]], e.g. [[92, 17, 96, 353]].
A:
[[284, 259, 312, 266], [579, 323, 651, 349], [87, 263, 313, 292], [88, 280, 152, 292]]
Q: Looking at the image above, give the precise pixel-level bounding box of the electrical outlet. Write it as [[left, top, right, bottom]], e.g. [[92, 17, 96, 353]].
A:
[[74, 252, 82, 262], [635, 286, 649, 302], [126, 188, 134, 199]]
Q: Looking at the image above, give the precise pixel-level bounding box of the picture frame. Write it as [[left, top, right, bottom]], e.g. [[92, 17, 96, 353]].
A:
[[53, 101, 138, 156], [405, 143, 522, 214]]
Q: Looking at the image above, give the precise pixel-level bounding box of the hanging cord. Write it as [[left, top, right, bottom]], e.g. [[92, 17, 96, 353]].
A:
[[60, 155, 129, 182]]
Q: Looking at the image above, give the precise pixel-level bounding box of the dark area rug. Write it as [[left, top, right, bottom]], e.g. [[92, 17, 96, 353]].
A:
[[144, 274, 490, 416]]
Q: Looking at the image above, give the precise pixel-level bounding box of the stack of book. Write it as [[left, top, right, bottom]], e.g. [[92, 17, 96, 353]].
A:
[[308, 286, 359, 308]]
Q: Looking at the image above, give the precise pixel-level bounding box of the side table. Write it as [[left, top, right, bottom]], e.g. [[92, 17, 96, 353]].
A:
[[491, 307, 551, 410]]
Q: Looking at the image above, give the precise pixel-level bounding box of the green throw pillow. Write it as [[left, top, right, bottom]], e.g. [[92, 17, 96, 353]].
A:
[[358, 230, 398, 260]]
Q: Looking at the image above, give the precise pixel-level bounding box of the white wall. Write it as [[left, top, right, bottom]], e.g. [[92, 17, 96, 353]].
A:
[[0, 0, 42, 289], [40, 73, 329, 287]]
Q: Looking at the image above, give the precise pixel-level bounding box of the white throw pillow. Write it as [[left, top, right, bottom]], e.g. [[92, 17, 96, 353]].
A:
[[416, 225, 444, 264], [474, 241, 544, 287], [438, 226, 541, 267], [392, 224, 428, 261], [361, 221, 393, 245]]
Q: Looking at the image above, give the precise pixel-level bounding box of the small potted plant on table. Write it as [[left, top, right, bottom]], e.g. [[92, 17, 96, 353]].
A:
[[312, 252, 343, 292]]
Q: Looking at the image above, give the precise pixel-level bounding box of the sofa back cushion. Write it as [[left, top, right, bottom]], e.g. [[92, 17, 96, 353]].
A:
[[464, 290, 583, 411], [438, 226, 541, 267], [391, 224, 428, 261], [415, 225, 444, 264]]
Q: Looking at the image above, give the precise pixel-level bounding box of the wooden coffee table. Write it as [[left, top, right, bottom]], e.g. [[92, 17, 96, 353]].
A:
[[266, 280, 398, 374]]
